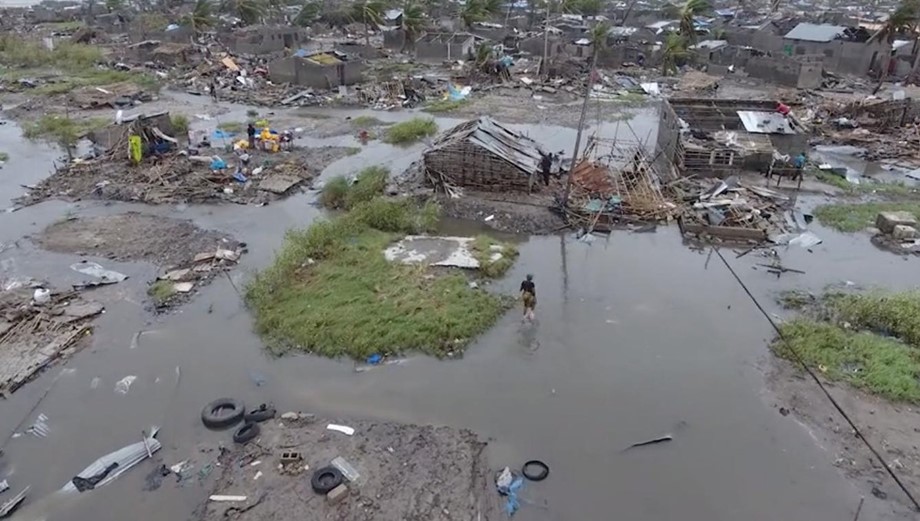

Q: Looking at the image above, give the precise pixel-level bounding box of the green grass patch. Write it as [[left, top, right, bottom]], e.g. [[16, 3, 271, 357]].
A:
[[350, 115, 388, 127], [23, 115, 107, 153], [827, 291, 920, 346], [814, 201, 920, 232], [422, 99, 470, 113], [775, 318, 920, 402], [812, 169, 916, 196], [471, 235, 519, 278], [217, 121, 244, 133], [147, 280, 176, 307], [319, 166, 389, 210], [345, 147, 361, 156], [0, 152, 8, 162], [246, 197, 509, 359], [170, 114, 190, 134], [382, 117, 438, 145]]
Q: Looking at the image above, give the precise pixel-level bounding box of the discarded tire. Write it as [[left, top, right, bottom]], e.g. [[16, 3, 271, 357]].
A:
[[311, 466, 344, 494], [233, 422, 260, 444], [243, 403, 276, 423], [522, 460, 549, 481], [201, 398, 245, 430]]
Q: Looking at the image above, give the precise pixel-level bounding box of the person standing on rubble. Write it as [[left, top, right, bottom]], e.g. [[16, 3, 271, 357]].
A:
[[210, 78, 219, 102], [247, 123, 256, 149], [520, 274, 536, 322], [540, 153, 553, 186]]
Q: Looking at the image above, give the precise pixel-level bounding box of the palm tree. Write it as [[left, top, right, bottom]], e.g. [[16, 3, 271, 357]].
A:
[[183, 0, 215, 32], [565, 22, 610, 202], [576, 0, 602, 17], [870, 0, 918, 93], [221, 0, 267, 25], [294, 0, 320, 25], [661, 32, 690, 75], [400, 1, 427, 50], [678, 0, 709, 44], [351, 0, 385, 46]]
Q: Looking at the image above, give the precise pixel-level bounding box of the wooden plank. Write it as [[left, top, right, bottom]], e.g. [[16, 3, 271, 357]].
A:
[[679, 219, 767, 241]]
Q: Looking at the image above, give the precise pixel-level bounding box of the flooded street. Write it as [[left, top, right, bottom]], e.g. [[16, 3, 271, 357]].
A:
[[0, 98, 911, 521]]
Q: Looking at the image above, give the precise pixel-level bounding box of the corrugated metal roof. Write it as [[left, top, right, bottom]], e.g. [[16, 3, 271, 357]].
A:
[[432, 117, 546, 175], [737, 111, 797, 135], [693, 39, 728, 50], [784, 22, 846, 42]]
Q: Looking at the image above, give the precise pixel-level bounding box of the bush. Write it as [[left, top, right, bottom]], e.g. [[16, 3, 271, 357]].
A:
[[383, 118, 438, 145], [471, 235, 519, 278], [319, 176, 350, 209], [170, 114, 190, 134], [0, 152, 8, 162], [319, 166, 389, 210]]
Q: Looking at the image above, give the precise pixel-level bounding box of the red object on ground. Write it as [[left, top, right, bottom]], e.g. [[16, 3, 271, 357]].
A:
[[776, 102, 791, 116]]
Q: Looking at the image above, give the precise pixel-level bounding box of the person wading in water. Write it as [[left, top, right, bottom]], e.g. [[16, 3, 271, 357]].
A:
[[520, 274, 536, 322]]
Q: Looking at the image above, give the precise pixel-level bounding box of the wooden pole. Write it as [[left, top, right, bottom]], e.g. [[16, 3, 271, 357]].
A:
[[563, 48, 599, 204]]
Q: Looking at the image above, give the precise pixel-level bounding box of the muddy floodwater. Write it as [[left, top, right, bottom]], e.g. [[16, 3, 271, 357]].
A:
[[0, 97, 913, 521]]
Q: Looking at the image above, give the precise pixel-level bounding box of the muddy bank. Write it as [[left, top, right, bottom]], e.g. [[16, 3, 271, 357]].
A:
[[201, 416, 498, 521], [767, 358, 920, 518], [15, 146, 355, 207], [439, 191, 564, 235], [36, 213, 243, 309]]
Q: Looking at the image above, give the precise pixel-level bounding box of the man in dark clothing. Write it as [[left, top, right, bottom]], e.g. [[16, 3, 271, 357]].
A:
[[520, 274, 536, 321], [540, 153, 552, 186], [247, 123, 256, 149]]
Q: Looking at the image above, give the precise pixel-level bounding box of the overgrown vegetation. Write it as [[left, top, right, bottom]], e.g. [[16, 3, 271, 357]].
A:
[[246, 186, 509, 358], [775, 291, 920, 402], [423, 99, 470, 113], [170, 114, 190, 134], [23, 115, 106, 158], [812, 169, 916, 196], [382, 117, 438, 144], [814, 201, 920, 232], [471, 235, 519, 278], [0, 36, 159, 94], [147, 280, 177, 307], [217, 121, 245, 133], [319, 166, 388, 210]]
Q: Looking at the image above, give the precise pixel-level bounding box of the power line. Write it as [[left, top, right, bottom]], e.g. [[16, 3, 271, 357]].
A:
[[711, 246, 920, 512]]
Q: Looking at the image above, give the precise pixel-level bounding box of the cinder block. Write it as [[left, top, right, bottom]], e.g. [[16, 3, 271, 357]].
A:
[[326, 484, 349, 504], [877, 211, 917, 234], [893, 225, 920, 240]]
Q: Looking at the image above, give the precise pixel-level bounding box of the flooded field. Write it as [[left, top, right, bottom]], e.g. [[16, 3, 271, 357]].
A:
[[0, 94, 914, 521]]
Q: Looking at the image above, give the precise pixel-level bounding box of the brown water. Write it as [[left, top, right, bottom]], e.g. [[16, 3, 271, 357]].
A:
[[0, 98, 911, 521]]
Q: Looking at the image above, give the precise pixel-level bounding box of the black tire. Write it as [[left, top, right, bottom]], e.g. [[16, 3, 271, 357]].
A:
[[522, 460, 549, 481], [244, 403, 276, 423], [201, 398, 245, 430], [233, 422, 260, 444], [311, 466, 344, 494]]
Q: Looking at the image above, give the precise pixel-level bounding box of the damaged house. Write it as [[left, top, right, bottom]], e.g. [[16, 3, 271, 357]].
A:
[[424, 117, 551, 192], [415, 32, 476, 62], [268, 50, 365, 89], [88, 111, 176, 151], [221, 25, 307, 56], [781, 22, 884, 76]]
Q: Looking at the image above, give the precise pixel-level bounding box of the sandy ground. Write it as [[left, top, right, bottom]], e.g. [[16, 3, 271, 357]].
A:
[[767, 358, 920, 517], [201, 416, 499, 521]]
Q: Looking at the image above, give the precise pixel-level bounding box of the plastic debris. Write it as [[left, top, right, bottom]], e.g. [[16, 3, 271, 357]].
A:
[[331, 456, 360, 483], [114, 376, 137, 394], [0, 486, 29, 518], [495, 467, 524, 516], [0, 480, 8, 493], [27, 414, 49, 438], [62, 427, 161, 493], [327, 424, 355, 436], [32, 288, 50, 304], [366, 354, 382, 365], [70, 262, 127, 285], [209, 495, 247, 502]]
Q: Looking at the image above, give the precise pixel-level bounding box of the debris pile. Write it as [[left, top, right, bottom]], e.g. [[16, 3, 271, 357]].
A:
[[562, 138, 677, 230], [0, 287, 101, 394], [673, 175, 793, 243], [151, 245, 243, 309], [874, 211, 920, 253]]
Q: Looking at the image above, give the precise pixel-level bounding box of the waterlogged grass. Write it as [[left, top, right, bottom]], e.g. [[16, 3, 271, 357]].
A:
[[776, 319, 920, 402], [170, 114, 190, 134], [383, 117, 437, 145], [776, 291, 920, 402], [319, 166, 388, 210], [0, 152, 8, 162], [147, 280, 176, 307], [423, 99, 470, 113], [813, 169, 916, 197], [217, 121, 245, 133], [814, 202, 920, 232], [471, 235, 519, 278], [246, 198, 509, 358], [350, 115, 389, 127]]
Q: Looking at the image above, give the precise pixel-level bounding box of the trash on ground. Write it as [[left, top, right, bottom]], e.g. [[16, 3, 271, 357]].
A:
[[70, 261, 128, 285], [521, 460, 549, 481], [0, 486, 29, 518], [0, 480, 8, 494], [62, 427, 161, 493], [27, 413, 49, 438], [624, 433, 673, 450], [331, 456, 360, 483], [495, 466, 524, 516], [326, 424, 355, 436], [209, 495, 247, 502], [311, 466, 344, 494]]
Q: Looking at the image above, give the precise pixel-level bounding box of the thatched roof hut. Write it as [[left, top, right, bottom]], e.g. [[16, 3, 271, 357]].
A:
[[423, 117, 549, 193]]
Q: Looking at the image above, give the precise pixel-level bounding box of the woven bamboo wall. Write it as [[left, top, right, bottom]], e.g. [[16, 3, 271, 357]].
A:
[[424, 141, 535, 192]]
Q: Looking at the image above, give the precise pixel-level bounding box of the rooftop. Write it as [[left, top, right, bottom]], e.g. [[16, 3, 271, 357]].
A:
[[429, 117, 547, 176], [784, 22, 847, 42]]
